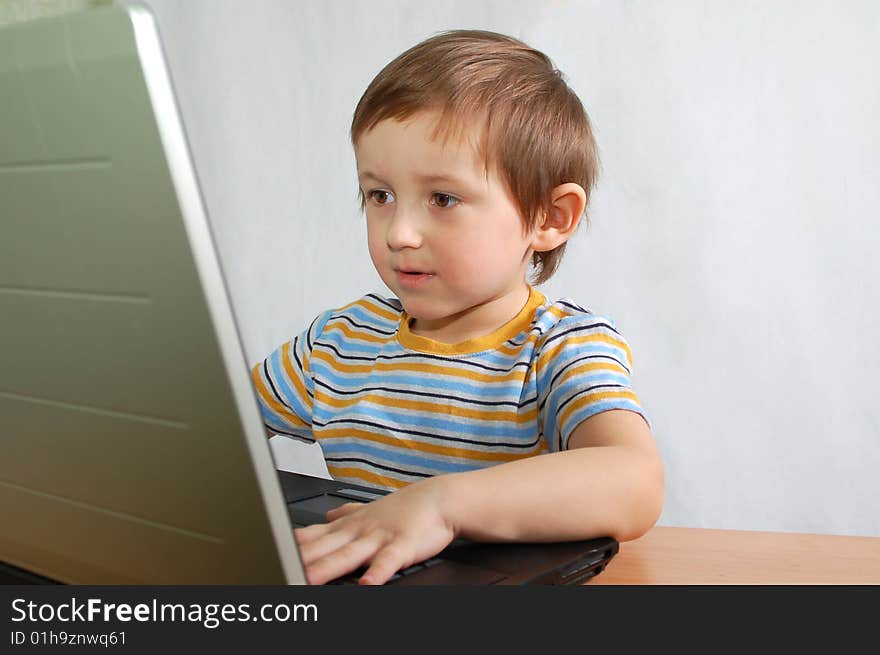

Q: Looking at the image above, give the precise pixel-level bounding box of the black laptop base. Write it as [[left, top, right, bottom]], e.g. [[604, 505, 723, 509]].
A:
[[279, 470, 619, 585]]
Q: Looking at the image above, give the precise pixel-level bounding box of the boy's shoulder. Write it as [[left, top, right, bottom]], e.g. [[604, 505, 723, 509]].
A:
[[534, 294, 620, 335], [534, 294, 633, 368]]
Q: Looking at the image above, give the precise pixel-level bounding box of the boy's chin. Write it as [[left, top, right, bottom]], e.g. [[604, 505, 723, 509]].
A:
[[396, 297, 450, 322]]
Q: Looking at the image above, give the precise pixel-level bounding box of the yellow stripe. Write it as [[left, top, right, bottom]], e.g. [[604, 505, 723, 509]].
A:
[[556, 361, 629, 388], [279, 341, 311, 406], [315, 389, 538, 424], [318, 427, 543, 463], [539, 332, 633, 373], [327, 442, 549, 490], [251, 363, 309, 427], [326, 466, 410, 490], [311, 348, 528, 384], [558, 390, 641, 429]]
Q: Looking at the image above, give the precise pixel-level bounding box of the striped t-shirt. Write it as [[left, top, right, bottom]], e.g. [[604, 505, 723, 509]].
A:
[[252, 285, 649, 491]]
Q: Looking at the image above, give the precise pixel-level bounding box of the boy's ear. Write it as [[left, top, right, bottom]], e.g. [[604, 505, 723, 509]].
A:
[[529, 183, 587, 252]]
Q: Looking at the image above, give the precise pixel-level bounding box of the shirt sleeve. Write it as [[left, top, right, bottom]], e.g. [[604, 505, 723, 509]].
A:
[[536, 313, 651, 452], [251, 309, 334, 443]]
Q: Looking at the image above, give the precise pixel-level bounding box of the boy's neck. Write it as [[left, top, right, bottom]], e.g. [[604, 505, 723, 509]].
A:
[[408, 284, 532, 345]]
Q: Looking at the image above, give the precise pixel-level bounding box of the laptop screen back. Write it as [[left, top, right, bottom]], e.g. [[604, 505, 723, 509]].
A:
[[0, 5, 304, 584]]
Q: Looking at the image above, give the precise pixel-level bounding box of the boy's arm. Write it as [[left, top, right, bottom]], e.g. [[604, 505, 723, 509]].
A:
[[443, 408, 664, 544], [295, 409, 664, 584]]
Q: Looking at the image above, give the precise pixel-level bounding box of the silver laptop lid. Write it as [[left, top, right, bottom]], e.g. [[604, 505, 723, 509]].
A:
[[0, 4, 305, 584]]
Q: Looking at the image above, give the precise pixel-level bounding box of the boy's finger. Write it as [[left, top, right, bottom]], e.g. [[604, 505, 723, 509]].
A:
[[292, 523, 328, 545], [308, 534, 383, 585], [297, 526, 357, 566], [326, 501, 364, 521], [359, 543, 410, 585]]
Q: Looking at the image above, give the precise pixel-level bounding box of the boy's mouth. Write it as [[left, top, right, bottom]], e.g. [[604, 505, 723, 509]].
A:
[[394, 266, 434, 275], [394, 268, 435, 288]]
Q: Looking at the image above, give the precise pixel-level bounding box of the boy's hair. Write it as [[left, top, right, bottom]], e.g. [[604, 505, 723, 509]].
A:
[[350, 29, 600, 284]]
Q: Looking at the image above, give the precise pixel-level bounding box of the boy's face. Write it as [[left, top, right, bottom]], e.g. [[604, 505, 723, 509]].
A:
[[355, 110, 535, 335]]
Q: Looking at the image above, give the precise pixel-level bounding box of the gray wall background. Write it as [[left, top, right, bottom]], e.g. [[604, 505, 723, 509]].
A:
[[126, 0, 879, 537]]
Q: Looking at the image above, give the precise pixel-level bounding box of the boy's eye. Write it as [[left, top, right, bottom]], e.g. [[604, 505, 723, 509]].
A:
[[367, 190, 395, 205], [431, 193, 459, 209]]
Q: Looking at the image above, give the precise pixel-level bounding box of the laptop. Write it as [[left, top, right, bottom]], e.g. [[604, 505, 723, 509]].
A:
[[0, 4, 618, 585]]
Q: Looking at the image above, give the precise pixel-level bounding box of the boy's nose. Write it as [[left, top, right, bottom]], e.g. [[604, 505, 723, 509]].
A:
[[385, 208, 423, 251]]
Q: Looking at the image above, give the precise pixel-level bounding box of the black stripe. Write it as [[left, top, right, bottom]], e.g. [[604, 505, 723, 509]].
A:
[[551, 383, 629, 450], [329, 314, 398, 336], [364, 293, 403, 312], [290, 337, 313, 400], [314, 377, 536, 410], [548, 353, 628, 390], [324, 456, 432, 479], [539, 354, 629, 412], [314, 341, 532, 374], [558, 299, 591, 314], [262, 360, 297, 413], [504, 323, 550, 347], [305, 314, 323, 351], [312, 416, 542, 450], [265, 425, 316, 444], [554, 383, 627, 416], [541, 321, 622, 351], [291, 336, 303, 371], [313, 341, 377, 363]]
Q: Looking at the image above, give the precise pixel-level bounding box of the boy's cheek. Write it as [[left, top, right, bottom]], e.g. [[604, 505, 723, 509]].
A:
[[366, 240, 390, 272]]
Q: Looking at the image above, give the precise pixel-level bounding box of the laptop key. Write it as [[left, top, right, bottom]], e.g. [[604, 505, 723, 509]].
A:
[[330, 488, 385, 502]]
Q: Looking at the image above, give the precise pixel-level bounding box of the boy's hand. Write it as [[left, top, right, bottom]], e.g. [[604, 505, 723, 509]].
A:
[[293, 475, 458, 585]]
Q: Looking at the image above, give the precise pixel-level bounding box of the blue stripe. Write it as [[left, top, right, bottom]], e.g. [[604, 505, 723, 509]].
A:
[[311, 361, 535, 399], [320, 441, 487, 473], [317, 329, 392, 357], [330, 305, 399, 330], [546, 398, 643, 451], [559, 400, 647, 448], [268, 349, 312, 421], [312, 402, 539, 441], [536, 343, 631, 389], [312, 309, 336, 340], [470, 347, 537, 368], [543, 370, 632, 401], [540, 372, 633, 422], [260, 402, 306, 433]]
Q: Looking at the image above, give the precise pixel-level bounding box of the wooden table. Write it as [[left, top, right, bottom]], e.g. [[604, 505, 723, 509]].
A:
[[590, 526, 880, 584]]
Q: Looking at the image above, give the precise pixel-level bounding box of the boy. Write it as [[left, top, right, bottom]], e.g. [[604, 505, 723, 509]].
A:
[[252, 29, 664, 585]]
